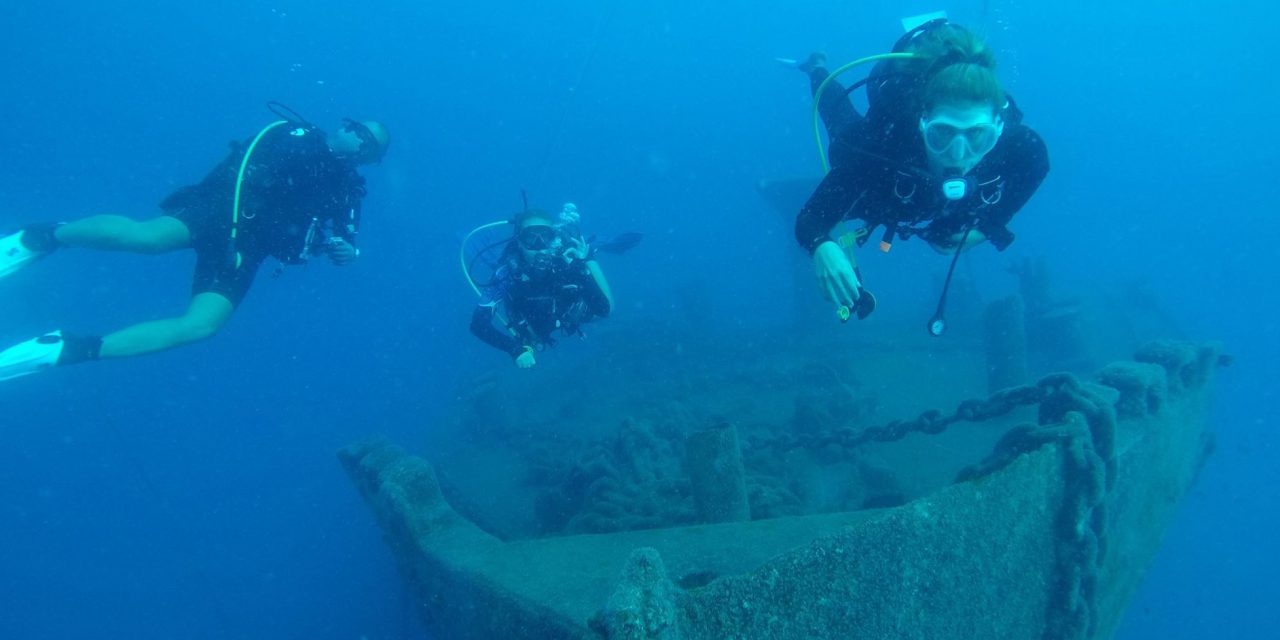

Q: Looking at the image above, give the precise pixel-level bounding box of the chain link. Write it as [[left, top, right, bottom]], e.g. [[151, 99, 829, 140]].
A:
[[746, 379, 1055, 454]]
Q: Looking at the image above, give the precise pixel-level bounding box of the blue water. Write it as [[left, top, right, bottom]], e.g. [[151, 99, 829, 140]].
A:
[[1, 1, 1275, 638]]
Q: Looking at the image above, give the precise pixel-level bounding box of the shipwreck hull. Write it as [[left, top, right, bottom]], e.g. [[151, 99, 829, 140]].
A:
[[341, 341, 1221, 640]]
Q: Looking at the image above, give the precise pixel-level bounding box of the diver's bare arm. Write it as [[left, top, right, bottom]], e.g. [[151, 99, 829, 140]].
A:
[[583, 260, 614, 316]]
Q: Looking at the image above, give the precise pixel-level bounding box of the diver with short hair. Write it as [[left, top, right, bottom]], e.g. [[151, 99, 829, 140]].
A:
[[469, 206, 615, 369], [0, 107, 390, 381], [790, 19, 1049, 329]]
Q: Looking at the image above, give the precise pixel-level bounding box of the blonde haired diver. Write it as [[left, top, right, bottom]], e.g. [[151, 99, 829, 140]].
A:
[[787, 16, 1049, 334]]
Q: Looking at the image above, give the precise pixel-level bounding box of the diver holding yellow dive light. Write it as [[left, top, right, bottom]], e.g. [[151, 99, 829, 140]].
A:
[[789, 16, 1049, 334]]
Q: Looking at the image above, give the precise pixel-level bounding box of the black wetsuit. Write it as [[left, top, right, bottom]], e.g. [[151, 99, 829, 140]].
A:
[[470, 248, 611, 359], [794, 66, 1049, 255], [158, 123, 366, 306]]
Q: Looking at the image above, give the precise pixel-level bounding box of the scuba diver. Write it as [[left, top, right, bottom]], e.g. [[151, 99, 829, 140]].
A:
[[788, 17, 1049, 333], [0, 104, 390, 381], [467, 205, 618, 369]]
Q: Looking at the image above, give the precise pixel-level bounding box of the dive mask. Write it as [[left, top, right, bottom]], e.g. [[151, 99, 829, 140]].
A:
[[919, 115, 1004, 158], [341, 118, 383, 161], [517, 224, 558, 251]]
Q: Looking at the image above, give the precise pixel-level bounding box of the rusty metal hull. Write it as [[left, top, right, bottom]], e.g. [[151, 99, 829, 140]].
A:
[[341, 342, 1219, 640]]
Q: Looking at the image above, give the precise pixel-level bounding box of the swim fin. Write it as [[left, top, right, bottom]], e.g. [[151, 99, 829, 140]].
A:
[[0, 228, 54, 280], [0, 331, 65, 382], [901, 11, 948, 33], [595, 232, 643, 255]]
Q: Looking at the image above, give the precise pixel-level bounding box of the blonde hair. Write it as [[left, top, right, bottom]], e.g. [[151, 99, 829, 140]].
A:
[[904, 24, 1005, 113]]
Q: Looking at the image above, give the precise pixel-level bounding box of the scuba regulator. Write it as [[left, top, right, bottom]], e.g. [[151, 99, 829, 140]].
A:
[[940, 169, 972, 201]]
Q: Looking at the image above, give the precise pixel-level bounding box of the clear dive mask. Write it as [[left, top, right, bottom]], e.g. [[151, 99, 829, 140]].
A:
[[920, 114, 1004, 201], [919, 115, 1004, 159], [341, 118, 385, 163]]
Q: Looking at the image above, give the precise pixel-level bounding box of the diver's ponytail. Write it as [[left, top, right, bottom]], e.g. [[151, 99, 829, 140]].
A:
[[908, 24, 1005, 113]]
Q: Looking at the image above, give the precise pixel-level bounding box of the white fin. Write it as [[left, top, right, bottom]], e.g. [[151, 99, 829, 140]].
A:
[[0, 331, 64, 382], [902, 10, 948, 33], [0, 230, 43, 280]]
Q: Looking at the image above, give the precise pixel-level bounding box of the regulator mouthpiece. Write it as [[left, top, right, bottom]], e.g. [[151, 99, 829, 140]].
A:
[[941, 172, 970, 201]]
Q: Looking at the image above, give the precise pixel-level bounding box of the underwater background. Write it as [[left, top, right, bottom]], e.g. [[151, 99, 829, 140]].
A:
[[0, 0, 1275, 638]]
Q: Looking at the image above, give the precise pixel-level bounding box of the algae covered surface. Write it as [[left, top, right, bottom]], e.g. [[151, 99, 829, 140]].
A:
[[346, 313, 1223, 639]]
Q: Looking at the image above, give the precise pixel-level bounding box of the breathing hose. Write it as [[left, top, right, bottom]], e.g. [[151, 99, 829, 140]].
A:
[[229, 120, 289, 269], [811, 52, 917, 173]]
